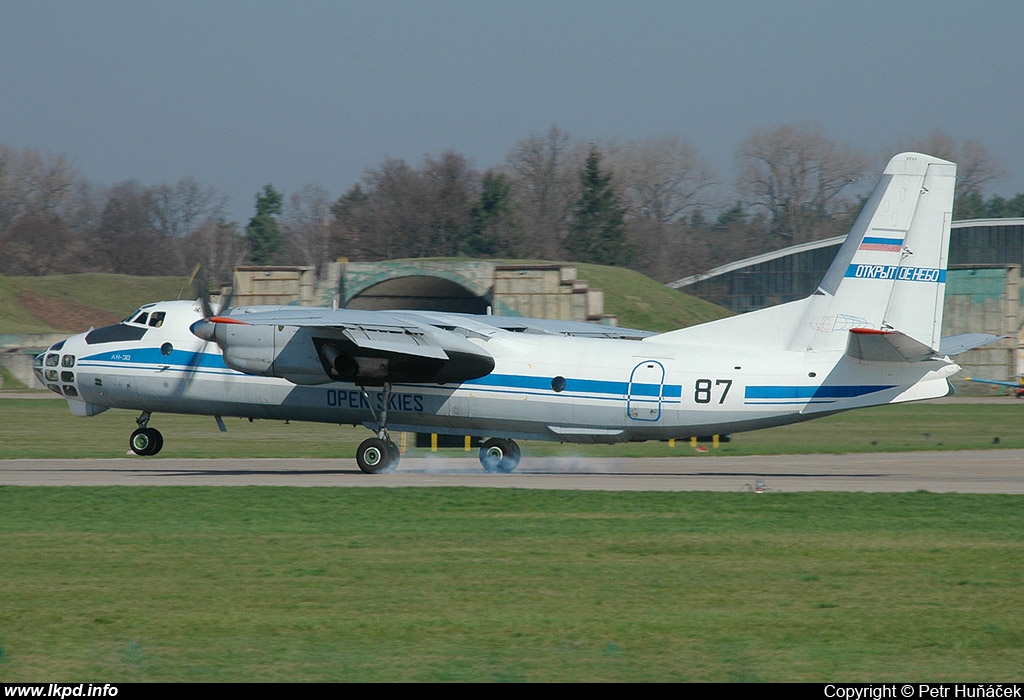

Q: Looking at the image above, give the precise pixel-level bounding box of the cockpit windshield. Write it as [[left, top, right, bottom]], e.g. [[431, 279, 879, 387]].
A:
[[122, 305, 163, 327]]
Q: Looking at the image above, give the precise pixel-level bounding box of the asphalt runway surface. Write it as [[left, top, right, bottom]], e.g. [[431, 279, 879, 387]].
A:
[[2, 393, 1022, 492], [2, 450, 1023, 492]]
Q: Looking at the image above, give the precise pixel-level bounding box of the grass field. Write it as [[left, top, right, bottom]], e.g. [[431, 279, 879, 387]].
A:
[[0, 488, 1021, 682], [1, 398, 1023, 682]]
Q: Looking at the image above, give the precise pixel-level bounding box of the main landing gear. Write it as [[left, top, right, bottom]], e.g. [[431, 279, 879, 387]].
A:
[[353, 383, 522, 474], [479, 437, 521, 473], [355, 383, 400, 474], [129, 411, 164, 456]]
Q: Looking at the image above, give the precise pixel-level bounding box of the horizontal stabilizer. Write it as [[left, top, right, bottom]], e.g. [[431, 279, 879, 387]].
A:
[[939, 333, 1006, 356], [845, 328, 936, 363]]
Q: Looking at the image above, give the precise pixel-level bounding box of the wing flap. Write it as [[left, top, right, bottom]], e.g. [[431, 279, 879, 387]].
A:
[[342, 325, 449, 360]]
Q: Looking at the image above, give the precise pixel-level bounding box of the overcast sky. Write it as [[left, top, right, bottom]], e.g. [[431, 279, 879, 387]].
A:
[[3, 0, 1022, 225]]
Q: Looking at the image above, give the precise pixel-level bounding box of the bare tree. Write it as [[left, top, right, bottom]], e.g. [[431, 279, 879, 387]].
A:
[[889, 129, 1008, 200], [283, 183, 334, 270], [361, 157, 435, 260], [0, 144, 85, 274], [736, 124, 869, 244], [505, 125, 581, 259], [603, 136, 716, 223], [151, 177, 228, 239], [183, 219, 247, 286], [422, 150, 477, 257], [333, 152, 479, 261], [330, 183, 371, 260], [0, 144, 78, 230], [93, 180, 183, 275]]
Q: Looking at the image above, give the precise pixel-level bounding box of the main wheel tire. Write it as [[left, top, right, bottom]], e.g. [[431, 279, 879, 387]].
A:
[[385, 439, 401, 471], [479, 437, 521, 473], [129, 427, 163, 456], [357, 437, 398, 474], [148, 428, 164, 455]]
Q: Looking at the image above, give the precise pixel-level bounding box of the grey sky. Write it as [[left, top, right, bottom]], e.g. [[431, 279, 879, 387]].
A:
[[3, 0, 1022, 225]]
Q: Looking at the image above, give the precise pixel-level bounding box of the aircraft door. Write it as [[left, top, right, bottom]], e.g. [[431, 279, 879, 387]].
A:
[[627, 360, 665, 422]]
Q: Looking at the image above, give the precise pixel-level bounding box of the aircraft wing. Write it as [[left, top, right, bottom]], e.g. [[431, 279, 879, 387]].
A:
[[221, 306, 653, 339]]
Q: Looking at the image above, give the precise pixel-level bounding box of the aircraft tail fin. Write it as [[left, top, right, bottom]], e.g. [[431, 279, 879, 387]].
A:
[[649, 152, 957, 356], [803, 151, 956, 354]]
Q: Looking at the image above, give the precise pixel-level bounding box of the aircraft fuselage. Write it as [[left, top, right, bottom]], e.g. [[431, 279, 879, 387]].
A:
[[38, 300, 957, 445]]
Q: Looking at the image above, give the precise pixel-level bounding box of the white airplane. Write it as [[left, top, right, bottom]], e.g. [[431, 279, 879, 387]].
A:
[[34, 152, 996, 473]]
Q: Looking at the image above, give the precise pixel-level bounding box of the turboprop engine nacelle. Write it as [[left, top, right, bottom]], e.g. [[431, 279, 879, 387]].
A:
[[191, 318, 495, 386]]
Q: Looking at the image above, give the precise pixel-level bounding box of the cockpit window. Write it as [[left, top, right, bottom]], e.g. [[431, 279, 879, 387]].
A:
[[122, 304, 157, 325], [149, 312, 165, 328]]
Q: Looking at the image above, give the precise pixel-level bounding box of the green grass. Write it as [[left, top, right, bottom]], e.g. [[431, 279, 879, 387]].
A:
[[0, 365, 29, 390], [8, 274, 190, 319], [573, 262, 731, 331], [0, 276, 59, 333], [4, 398, 1023, 681], [1, 398, 1023, 459], [0, 488, 1020, 681]]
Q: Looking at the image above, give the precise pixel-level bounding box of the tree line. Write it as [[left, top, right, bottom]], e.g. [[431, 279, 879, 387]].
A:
[[0, 125, 1016, 285]]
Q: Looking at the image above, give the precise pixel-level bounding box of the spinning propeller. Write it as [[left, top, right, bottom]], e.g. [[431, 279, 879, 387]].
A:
[[189, 267, 245, 344]]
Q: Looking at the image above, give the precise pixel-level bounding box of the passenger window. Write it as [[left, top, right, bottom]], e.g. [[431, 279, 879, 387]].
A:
[[149, 312, 165, 328]]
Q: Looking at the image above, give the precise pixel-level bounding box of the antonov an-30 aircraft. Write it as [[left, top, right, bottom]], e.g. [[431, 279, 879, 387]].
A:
[[35, 152, 994, 473]]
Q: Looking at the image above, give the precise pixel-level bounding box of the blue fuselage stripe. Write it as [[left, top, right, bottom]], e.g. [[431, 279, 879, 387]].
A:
[[744, 385, 895, 400], [81, 350, 895, 407]]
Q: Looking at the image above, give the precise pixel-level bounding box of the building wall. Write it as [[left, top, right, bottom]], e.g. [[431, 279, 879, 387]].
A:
[[943, 266, 1020, 385]]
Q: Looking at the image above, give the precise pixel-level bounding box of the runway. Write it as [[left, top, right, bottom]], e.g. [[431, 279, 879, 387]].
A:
[[2, 450, 1022, 492]]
